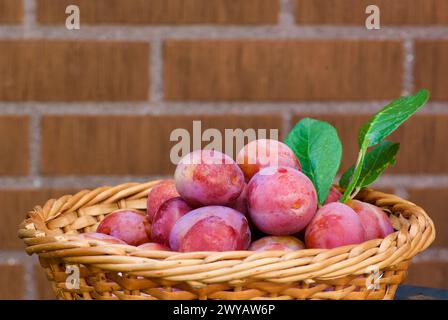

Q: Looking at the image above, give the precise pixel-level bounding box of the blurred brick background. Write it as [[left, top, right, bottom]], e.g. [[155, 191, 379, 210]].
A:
[[0, 0, 447, 299]]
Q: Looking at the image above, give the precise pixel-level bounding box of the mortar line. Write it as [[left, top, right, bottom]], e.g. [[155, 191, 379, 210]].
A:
[[1, 25, 448, 41], [394, 187, 409, 200], [402, 39, 415, 95], [149, 38, 164, 104], [279, 0, 296, 27], [0, 250, 31, 262], [1, 102, 447, 116], [23, 0, 37, 33], [371, 175, 448, 189], [412, 248, 448, 263], [29, 113, 42, 184], [282, 111, 292, 140]]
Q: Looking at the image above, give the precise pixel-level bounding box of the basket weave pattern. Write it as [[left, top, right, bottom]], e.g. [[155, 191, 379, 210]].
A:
[[18, 181, 435, 300]]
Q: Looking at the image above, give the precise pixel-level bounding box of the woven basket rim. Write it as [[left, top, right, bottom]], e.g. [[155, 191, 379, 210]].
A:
[[18, 181, 436, 284]]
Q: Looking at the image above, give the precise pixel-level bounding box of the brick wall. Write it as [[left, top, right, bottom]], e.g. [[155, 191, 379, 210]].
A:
[[0, 0, 447, 299]]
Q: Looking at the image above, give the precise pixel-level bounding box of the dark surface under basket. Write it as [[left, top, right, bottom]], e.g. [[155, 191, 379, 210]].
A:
[[395, 285, 448, 300]]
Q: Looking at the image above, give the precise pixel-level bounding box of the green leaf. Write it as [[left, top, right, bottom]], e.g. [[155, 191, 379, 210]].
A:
[[359, 89, 430, 148], [340, 141, 400, 190], [341, 89, 430, 203], [340, 167, 354, 190], [285, 118, 342, 205]]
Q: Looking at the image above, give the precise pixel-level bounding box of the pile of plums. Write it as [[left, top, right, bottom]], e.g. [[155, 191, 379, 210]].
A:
[[86, 139, 394, 253]]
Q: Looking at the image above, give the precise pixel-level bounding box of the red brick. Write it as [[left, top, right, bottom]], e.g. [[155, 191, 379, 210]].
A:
[[41, 114, 283, 175], [296, 0, 448, 25], [164, 40, 403, 101], [405, 262, 448, 289], [408, 188, 448, 247], [0, 116, 29, 175], [0, 40, 149, 101], [0, 189, 76, 249], [37, 0, 278, 25], [0, 264, 25, 299], [0, 0, 23, 23], [415, 41, 448, 101]]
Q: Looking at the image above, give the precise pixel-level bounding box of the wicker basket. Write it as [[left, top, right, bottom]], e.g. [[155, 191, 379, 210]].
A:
[[18, 181, 435, 300]]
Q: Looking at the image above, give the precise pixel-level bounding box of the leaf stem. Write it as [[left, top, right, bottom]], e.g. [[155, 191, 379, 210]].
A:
[[340, 140, 369, 203]]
